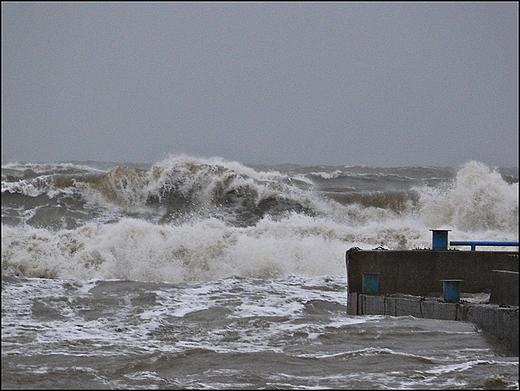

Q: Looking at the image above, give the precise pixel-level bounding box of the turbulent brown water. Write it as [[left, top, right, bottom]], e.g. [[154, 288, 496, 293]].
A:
[[2, 156, 518, 389]]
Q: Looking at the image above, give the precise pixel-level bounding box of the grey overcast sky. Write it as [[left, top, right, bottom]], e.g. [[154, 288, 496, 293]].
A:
[[1, 2, 518, 167]]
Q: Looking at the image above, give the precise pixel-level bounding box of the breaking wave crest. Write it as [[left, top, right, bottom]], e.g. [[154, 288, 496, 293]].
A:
[[2, 157, 518, 282], [417, 161, 518, 232]]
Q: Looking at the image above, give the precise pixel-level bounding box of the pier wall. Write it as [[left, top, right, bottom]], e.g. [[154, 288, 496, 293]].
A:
[[351, 293, 519, 356], [346, 250, 519, 356], [346, 250, 518, 298]]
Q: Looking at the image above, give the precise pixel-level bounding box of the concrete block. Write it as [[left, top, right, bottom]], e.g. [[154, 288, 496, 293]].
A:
[[492, 307, 519, 355], [362, 294, 385, 315], [490, 270, 519, 306], [480, 306, 498, 334], [420, 300, 444, 319], [507, 311, 519, 356], [395, 298, 422, 317], [458, 304, 518, 356], [347, 292, 357, 315], [384, 296, 397, 316], [436, 301, 458, 320]]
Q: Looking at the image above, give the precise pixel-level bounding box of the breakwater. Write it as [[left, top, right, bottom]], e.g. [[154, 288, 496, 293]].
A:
[[346, 249, 519, 356]]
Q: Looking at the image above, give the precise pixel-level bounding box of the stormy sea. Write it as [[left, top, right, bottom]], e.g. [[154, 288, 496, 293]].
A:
[[2, 155, 518, 389]]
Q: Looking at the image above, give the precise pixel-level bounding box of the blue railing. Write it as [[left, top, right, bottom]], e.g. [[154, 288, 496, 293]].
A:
[[430, 229, 519, 251], [449, 241, 519, 251]]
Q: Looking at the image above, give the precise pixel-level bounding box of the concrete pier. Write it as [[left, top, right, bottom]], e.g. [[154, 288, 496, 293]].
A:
[[346, 249, 519, 356]]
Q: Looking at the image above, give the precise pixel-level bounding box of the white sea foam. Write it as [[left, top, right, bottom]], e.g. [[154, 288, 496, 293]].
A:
[[3, 272, 518, 389], [417, 161, 518, 232], [2, 159, 518, 282], [2, 205, 516, 283]]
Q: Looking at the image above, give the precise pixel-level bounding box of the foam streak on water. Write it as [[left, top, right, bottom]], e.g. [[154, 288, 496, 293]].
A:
[[2, 275, 518, 389]]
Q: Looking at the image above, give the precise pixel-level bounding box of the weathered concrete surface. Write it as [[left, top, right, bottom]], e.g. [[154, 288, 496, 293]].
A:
[[352, 293, 519, 356], [346, 250, 518, 296], [490, 270, 519, 306]]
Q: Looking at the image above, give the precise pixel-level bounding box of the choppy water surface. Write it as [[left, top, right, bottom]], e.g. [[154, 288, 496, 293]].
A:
[[2, 156, 518, 389], [2, 275, 518, 389]]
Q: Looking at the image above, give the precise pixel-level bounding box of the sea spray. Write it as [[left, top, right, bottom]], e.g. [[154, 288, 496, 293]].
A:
[[2, 157, 518, 283], [416, 161, 518, 233]]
